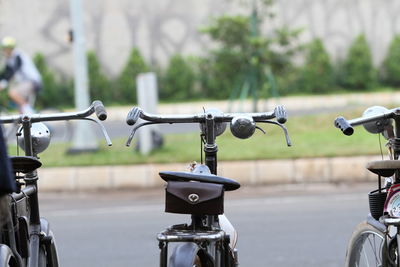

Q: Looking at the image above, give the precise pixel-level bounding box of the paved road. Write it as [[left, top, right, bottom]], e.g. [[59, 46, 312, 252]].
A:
[[39, 183, 372, 267]]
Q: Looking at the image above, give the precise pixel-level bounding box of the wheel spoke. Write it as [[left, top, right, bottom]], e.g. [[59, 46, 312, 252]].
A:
[[352, 231, 384, 267], [366, 234, 380, 265]]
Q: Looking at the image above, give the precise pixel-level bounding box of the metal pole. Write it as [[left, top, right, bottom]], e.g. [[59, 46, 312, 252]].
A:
[[68, 0, 97, 153]]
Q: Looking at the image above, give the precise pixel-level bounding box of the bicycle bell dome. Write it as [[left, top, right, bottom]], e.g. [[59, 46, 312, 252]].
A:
[[362, 106, 392, 134], [230, 115, 256, 139], [18, 122, 51, 154]]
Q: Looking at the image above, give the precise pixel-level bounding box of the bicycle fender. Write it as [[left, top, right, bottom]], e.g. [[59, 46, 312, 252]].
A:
[[39, 218, 59, 267], [40, 218, 50, 235], [367, 214, 386, 233], [169, 242, 200, 267], [0, 244, 15, 267]]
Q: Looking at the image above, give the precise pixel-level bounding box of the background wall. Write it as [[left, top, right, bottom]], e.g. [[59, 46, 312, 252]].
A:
[[1, 0, 400, 76]]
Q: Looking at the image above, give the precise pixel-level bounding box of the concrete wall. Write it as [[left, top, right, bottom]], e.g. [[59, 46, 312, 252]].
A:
[[1, 0, 400, 76]]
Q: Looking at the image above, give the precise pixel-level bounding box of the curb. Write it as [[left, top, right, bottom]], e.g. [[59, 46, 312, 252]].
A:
[[37, 155, 383, 191]]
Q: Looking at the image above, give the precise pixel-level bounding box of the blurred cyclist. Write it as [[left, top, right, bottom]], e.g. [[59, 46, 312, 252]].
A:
[[0, 36, 42, 114]]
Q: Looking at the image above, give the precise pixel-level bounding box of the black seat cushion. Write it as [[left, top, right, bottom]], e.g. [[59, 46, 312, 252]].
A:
[[10, 156, 42, 174], [159, 171, 240, 191], [366, 160, 400, 177]]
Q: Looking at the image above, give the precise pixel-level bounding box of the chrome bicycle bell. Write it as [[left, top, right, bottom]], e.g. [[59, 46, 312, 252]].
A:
[[199, 108, 227, 137], [362, 106, 392, 134], [18, 122, 51, 154], [230, 115, 256, 139]]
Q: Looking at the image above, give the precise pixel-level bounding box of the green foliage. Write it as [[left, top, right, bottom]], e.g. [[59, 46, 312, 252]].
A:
[[199, 4, 302, 99], [115, 48, 148, 104], [33, 53, 73, 108], [381, 35, 400, 87], [300, 39, 333, 94], [160, 55, 196, 101], [87, 51, 111, 103], [202, 15, 251, 48], [275, 66, 301, 96], [341, 34, 375, 90], [199, 16, 251, 99]]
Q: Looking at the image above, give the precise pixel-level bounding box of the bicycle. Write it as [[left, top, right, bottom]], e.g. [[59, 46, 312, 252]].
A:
[[334, 105, 400, 267], [0, 101, 73, 145], [0, 100, 111, 267], [125, 105, 291, 267]]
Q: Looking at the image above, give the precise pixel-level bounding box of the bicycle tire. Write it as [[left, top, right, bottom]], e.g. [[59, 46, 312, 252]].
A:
[[38, 230, 59, 267], [168, 243, 213, 267], [345, 221, 385, 267]]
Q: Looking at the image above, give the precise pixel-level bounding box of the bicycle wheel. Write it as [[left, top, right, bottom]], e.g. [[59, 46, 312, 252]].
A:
[[345, 221, 385, 267]]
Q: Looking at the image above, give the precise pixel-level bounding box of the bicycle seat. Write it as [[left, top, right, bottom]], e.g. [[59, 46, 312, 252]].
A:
[[366, 160, 400, 177], [159, 171, 240, 191], [10, 156, 42, 174]]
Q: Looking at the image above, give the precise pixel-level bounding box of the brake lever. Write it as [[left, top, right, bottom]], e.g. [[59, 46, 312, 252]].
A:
[[80, 117, 112, 146], [126, 121, 165, 147], [259, 120, 292, 147]]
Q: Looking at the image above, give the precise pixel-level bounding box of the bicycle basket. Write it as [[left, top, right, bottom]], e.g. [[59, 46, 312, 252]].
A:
[[369, 189, 387, 220]]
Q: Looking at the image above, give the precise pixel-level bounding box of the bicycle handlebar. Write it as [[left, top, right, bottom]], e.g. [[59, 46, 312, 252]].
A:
[[274, 105, 287, 124], [0, 100, 112, 146], [334, 107, 400, 135], [126, 107, 141, 125], [0, 100, 107, 124], [126, 106, 285, 125], [93, 100, 107, 121], [334, 116, 354, 136], [126, 105, 291, 147]]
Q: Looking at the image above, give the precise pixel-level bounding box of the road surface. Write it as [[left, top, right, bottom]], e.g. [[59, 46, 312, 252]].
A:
[[39, 183, 372, 266]]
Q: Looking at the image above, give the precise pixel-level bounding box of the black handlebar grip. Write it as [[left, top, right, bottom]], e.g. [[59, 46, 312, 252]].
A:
[[274, 105, 287, 124], [334, 116, 354, 136], [126, 107, 141, 126], [93, 100, 107, 121]]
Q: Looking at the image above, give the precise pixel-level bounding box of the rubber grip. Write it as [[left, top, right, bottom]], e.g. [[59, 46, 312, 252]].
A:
[[93, 100, 107, 121], [334, 116, 354, 136], [274, 105, 287, 124], [126, 107, 141, 126]]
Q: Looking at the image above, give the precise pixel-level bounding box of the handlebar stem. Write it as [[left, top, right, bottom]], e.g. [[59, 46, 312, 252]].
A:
[[204, 112, 218, 175], [22, 116, 33, 157]]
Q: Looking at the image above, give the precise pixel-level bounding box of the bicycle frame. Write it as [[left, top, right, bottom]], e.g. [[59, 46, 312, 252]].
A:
[[336, 107, 400, 266], [0, 101, 110, 267], [158, 114, 232, 267]]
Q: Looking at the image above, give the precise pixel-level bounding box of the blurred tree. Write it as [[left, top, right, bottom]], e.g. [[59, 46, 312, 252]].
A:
[[199, 0, 302, 100], [341, 34, 375, 90], [33, 53, 74, 108], [115, 48, 148, 104], [381, 35, 400, 87], [160, 54, 196, 101], [87, 51, 111, 103], [301, 39, 333, 94]]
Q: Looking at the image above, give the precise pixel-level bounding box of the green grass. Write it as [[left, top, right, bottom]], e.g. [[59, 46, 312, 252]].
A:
[[7, 108, 385, 167]]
